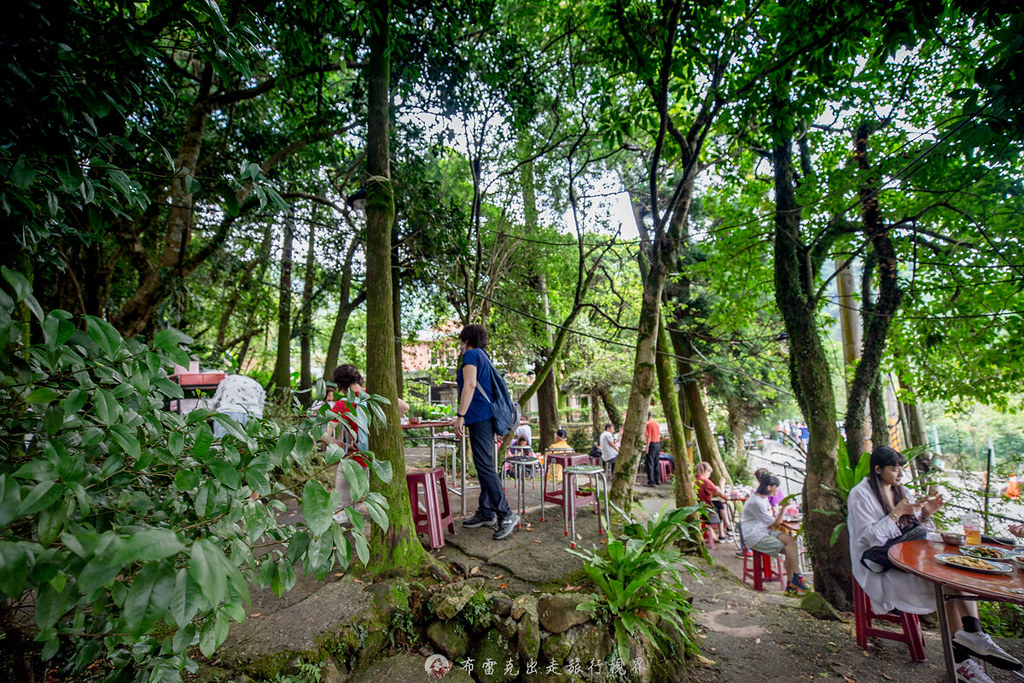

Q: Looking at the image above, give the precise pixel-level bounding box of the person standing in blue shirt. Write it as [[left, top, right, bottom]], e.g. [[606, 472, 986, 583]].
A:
[[453, 324, 519, 540]]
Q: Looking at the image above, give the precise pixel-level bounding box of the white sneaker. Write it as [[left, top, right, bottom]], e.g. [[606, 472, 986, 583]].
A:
[[956, 659, 994, 683], [954, 630, 1023, 671]]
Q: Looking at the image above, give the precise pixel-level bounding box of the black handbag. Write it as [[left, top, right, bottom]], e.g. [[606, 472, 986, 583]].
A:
[[860, 521, 928, 573]]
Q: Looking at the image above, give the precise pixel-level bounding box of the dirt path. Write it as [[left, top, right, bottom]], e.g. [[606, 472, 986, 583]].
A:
[[683, 542, 1023, 683]]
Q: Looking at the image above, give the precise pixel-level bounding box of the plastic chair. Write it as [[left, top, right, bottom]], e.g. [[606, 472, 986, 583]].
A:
[[406, 468, 455, 549], [853, 578, 926, 662], [737, 522, 785, 591]]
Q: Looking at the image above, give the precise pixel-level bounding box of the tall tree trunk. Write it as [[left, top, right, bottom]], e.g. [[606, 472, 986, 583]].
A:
[[535, 271, 558, 449], [668, 326, 731, 486], [113, 68, 212, 336], [843, 123, 904, 459], [221, 225, 272, 364], [598, 386, 621, 431], [899, 372, 937, 484], [322, 237, 365, 380], [216, 280, 245, 351], [537, 358, 558, 451], [772, 113, 847, 609], [726, 397, 747, 466], [363, 0, 428, 573], [392, 227, 403, 397], [869, 378, 889, 451], [685, 380, 731, 485], [657, 315, 698, 513], [610, 254, 665, 509], [271, 215, 294, 394], [590, 392, 601, 444], [298, 220, 315, 407]]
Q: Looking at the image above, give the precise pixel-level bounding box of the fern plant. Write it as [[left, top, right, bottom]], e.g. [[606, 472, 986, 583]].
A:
[[569, 504, 703, 663]]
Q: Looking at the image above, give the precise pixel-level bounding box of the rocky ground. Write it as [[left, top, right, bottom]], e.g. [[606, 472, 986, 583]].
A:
[[204, 470, 1024, 683]]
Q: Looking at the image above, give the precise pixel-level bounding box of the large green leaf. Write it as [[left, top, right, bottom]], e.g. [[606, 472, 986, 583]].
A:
[[188, 540, 227, 608], [122, 563, 175, 636], [111, 530, 185, 566], [0, 542, 29, 597], [301, 481, 335, 537], [19, 481, 62, 516], [0, 475, 22, 526]]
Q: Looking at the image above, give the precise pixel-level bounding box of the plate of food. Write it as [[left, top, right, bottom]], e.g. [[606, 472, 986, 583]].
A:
[[937, 553, 1014, 574], [959, 545, 1017, 562]]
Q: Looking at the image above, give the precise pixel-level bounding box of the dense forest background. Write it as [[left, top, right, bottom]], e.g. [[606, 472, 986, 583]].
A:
[[1, 0, 1022, 678]]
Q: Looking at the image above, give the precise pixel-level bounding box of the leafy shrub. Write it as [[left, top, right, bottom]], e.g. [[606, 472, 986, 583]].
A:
[[0, 269, 391, 681], [569, 504, 703, 662]]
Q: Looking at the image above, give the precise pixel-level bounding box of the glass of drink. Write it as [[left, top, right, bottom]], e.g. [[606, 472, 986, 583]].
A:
[[962, 513, 982, 546]]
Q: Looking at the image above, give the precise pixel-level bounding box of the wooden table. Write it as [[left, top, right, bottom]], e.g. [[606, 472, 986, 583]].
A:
[[888, 540, 1024, 682]]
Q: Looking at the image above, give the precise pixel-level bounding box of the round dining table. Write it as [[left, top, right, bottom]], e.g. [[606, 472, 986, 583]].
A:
[[888, 539, 1024, 682]]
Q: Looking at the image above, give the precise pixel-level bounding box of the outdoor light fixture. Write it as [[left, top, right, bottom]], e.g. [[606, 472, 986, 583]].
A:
[[346, 187, 367, 214], [776, 331, 790, 354]]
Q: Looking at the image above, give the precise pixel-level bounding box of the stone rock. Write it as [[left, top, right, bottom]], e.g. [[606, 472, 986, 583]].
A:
[[540, 626, 580, 665], [366, 580, 410, 621], [495, 616, 518, 640], [427, 620, 470, 661], [568, 624, 613, 665], [538, 593, 595, 634], [321, 657, 348, 683], [511, 594, 538, 621], [489, 594, 513, 617], [352, 653, 473, 683], [516, 608, 541, 662], [435, 579, 485, 620], [471, 628, 516, 682], [218, 575, 373, 672], [800, 591, 842, 621]]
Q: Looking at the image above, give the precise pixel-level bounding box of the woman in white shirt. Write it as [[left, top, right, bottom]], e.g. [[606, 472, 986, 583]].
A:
[[741, 473, 807, 596], [847, 446, 1020, 682]]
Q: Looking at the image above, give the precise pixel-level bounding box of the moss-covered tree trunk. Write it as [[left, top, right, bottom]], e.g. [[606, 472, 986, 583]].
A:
[[271, 215, 294, 394], [726, 397, 747, 467], [843, 123, 903, 460], [598, 386, 622, 431], [590, 391, 602, 444], [684, 379, 731, 485], [363, 0, 428, 573], [323, 237, 366, 381], [657, 316, 697, 513], [610, 256, 663, 510], [537, 357, 558, 450], [298, 221, 315, 407], [772, 112, 848, 609]]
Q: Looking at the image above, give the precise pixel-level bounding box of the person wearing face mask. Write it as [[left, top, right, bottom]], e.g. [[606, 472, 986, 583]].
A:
[[848, 446, 1021, 682]]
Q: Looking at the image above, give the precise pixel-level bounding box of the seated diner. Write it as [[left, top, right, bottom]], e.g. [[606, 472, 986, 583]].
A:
[[848, 446, 1021, 683], [741, 473, 808, 596]]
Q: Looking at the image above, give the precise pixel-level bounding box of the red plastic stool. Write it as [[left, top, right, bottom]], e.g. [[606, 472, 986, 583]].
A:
[[743, 549, 786, 591], [853, 578, 925, 662], [406, 468, 455, 549], [658, 459, 673, 483]]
